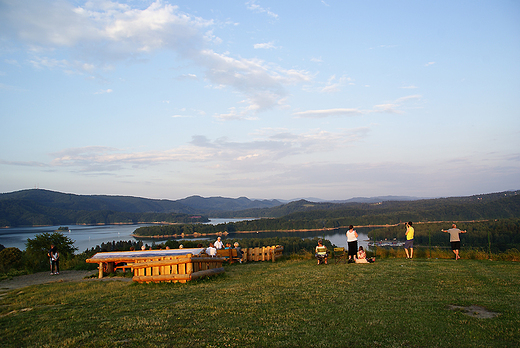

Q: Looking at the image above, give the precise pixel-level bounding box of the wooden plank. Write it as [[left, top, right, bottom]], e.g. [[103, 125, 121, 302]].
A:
[[131, 257, 224, 269], [132, 267, 225, 283]]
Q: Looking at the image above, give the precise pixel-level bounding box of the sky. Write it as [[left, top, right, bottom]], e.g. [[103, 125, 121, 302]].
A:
[[0, 0, 519, 201]]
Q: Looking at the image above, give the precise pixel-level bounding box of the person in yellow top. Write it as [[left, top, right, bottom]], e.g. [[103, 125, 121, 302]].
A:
[[404, 221, 414, 259], [315, 239, 328, 265]]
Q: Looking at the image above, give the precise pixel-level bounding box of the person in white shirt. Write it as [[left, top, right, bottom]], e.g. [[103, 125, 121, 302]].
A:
[[346, 225, 358, 263], [214, 236, 224, 250], [206, 242, 217, 257]]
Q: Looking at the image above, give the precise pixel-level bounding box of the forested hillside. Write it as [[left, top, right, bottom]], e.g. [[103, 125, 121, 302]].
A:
[[0, 198, 208, 227], [216, 191, 520, 219], [133, 192, 520, 237], [1, 189, 518, 228], [0, 189, 282, 227]]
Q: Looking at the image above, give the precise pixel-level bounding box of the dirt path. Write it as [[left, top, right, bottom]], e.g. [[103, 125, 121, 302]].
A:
[[0, 270, 132, 296]]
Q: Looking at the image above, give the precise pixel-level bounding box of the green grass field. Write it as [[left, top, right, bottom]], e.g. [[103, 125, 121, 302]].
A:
[[1, 257, 519, 348]]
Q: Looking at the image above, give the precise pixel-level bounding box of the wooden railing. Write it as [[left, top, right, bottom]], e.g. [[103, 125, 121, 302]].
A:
[[215, 245, 284, 263], [242, 245, 284, 262]]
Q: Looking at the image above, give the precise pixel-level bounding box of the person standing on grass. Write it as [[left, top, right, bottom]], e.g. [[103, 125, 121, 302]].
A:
[[441, 224, 467, 260], [404, 221, 414, 259], [47, 244, 55, 274], [346, 225, 358, 263], [47, 245, 59, 275]]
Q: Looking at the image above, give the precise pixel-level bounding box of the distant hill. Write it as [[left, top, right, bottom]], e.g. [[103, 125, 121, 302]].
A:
[[0, 189, 519, 227], [0, 189, 283, 226], [279, 195, 426, 204], [215, 191, 520, 219], [176, 195, 282, 213]]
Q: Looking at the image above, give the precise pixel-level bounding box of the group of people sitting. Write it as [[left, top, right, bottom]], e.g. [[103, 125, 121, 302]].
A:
[[205, 236, 243, 261], [315, 225, 376, 265]]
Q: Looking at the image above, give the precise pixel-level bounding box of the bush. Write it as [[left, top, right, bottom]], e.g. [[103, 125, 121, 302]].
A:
[[0, 247, 23, 273]]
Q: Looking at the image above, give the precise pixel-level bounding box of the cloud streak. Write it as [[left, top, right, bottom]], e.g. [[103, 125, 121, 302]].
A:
[[293, 95, 422, 118], [43, 127, 368, 172]]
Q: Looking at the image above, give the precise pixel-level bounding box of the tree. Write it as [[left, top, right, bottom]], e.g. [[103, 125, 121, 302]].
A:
[[0, 247, 23, 273], [25, 232, 77, 272]]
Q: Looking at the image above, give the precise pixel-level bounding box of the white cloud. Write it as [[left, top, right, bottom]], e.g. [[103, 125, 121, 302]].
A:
[[254, 42, 276, 49], [372, 95, 422, 114], [94, 88, 113, 94], [1, 0, 311, 116], [293, 108, 363, 118], [319, 75, 351, 93], [28, 57, 69, 70], [246, 1, 279, 19], [293, 95, 422, 117], [425, 61, 435, 66], [197, 49, 311, 112], [372, 103, 401, 114], [1, 0, 212, 65]]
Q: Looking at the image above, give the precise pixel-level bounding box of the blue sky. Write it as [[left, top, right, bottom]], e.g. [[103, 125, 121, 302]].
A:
[[0, 0, 519, 201]]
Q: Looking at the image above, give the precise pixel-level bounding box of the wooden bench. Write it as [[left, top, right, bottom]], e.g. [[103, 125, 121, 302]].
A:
[[216, 248, 243, 264]]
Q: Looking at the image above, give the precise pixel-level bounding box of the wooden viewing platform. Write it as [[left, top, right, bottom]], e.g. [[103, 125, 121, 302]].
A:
[[86, 248, 225, 283], [85, 245, 284, 283]]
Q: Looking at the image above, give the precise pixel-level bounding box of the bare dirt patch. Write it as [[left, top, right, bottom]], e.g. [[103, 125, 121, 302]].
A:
[[448, 305, 500, 318]]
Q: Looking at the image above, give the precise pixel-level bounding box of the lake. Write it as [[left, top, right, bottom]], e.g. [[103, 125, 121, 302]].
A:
[[0, 220, 371, 252]]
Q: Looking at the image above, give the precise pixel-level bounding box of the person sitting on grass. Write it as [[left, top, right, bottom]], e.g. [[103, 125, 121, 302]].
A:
[[355, 246, 375, 263], [315, 240, 328, 265]]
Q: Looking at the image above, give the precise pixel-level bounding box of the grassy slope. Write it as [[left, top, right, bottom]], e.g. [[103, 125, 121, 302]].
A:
[[1, 258, 519, 348]]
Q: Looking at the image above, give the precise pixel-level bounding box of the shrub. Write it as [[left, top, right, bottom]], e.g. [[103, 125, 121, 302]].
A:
[[0, 247, 23, 273]]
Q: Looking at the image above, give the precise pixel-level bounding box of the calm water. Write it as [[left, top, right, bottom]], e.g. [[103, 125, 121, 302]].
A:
[[0, 219, 371, 252]]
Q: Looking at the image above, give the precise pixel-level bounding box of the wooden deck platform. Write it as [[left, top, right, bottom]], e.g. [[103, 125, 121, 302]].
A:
[[86, 245, 284, 283], [86, 248, 225, 283]]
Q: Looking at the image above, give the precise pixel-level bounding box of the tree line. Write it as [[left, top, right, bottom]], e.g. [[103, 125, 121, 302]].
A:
[[0, 199, 209, 226]]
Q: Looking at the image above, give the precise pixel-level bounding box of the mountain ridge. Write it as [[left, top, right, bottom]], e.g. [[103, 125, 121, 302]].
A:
[[1, 188, 518, 227]]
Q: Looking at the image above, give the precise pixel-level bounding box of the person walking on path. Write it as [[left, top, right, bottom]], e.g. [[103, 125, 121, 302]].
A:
[[346, 225, 358, 263], [442, 224, 467, 260], [404, 221, 414, 259]]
